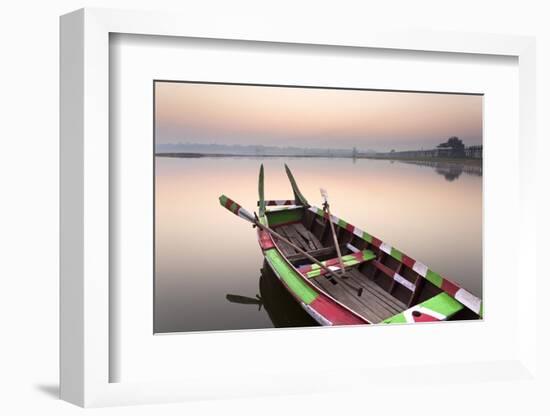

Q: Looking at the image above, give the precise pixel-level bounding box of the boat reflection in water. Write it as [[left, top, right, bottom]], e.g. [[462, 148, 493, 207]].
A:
[[226, 261, 318, 328]]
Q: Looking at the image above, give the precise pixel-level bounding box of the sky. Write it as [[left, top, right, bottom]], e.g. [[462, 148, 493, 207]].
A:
[[155, 81, 482, 152]]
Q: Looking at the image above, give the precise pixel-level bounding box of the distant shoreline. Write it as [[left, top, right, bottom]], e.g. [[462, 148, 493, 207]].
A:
[[155, 152, 360, 159], [361, 155, 482, 166], [155, 152, 482, 165]]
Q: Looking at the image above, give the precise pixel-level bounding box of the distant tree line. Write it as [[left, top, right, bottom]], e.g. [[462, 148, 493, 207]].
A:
[[365, 137, 482, 160]]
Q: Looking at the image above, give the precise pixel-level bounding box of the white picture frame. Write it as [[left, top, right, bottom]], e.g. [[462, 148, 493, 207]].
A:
[[60, 7, 538, 408]]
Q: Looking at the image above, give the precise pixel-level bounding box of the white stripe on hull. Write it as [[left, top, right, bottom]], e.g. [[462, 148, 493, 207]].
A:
[[412, 261, 428, 277], [380, 242, 392, 255], [302, 303, 333, 326], [455, 288, 482, 314]]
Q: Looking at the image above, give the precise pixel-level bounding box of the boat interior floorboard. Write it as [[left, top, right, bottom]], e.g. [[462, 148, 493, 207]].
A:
[[346, 269, 407, 313], [310, 268, 406, 323], [274, 223, 324, 256]]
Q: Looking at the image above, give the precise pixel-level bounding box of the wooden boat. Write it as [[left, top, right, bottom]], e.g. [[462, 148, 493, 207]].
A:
[[219, 164, 482, 326]]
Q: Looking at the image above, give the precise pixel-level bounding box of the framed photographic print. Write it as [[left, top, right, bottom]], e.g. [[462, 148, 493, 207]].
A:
[[153, 80, 483, 333], [60, 8, 539, 408]]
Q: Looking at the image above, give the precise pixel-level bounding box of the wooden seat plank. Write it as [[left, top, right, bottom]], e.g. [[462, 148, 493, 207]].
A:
[[287, 244, 347, 262], [298, 250, 376, 278]]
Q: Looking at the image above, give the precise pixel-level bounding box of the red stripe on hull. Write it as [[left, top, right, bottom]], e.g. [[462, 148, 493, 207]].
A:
[[414, 313, 439, 323], [309, 295, 367, 325], [441, 278, 460, 296], [371, 237, 382, 248], [402, 255, 415, 268], [346, 223, 355, 233], [258, 230, 275, 250]]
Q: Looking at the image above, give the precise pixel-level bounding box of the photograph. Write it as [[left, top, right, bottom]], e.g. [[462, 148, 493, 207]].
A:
[[154, 81, 483, 333]]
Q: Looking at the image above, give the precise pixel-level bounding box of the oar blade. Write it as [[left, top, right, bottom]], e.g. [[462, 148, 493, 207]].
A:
[[284, 164, 309, 206], [219, 194, 255, 223], [258, 164, 266, 217], [320, 188, 328, 203], [226, 294, 262, 305]]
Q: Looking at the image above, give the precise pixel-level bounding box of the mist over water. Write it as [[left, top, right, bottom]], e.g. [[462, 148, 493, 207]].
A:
[[154, 156, 482, 333]]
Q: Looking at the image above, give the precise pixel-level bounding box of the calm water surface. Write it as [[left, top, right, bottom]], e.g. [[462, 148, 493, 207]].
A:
[[154, 157, 482, 333]]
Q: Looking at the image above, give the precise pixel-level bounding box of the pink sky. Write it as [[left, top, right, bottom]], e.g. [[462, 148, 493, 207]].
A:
[[155, 81, 482, 151]]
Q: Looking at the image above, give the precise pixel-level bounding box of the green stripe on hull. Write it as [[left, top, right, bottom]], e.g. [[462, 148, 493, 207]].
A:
[[390, 247, 403, 262], [362, 231, 373, 243], [383, 293, 464, 324], [425, 270, 443, 288], [384, 313, 406, 324], [264, 248, 318, 304], [266, 208, 303, 227], [421, 292, 463, 316]]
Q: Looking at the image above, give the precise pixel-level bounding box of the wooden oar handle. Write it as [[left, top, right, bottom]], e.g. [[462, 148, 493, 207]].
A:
[[323, 205, 346, 275]]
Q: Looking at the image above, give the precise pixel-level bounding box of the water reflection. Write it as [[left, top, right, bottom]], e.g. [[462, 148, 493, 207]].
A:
[[397, 160, 482, 182], [155, 156, 482, 333], [226, 261, 318, 328]]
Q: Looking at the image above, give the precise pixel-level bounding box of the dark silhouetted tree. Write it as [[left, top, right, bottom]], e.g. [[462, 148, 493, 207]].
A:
[[438, 136, 465, 150]]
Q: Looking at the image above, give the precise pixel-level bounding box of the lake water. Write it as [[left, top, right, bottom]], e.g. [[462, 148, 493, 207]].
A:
[[154, 156, 482, 333]]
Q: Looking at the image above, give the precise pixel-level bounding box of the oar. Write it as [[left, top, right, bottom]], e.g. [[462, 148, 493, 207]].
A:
[[320, 188, 346, 276], [226, 294, 263, 311], [219, 195, 363, 296]]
